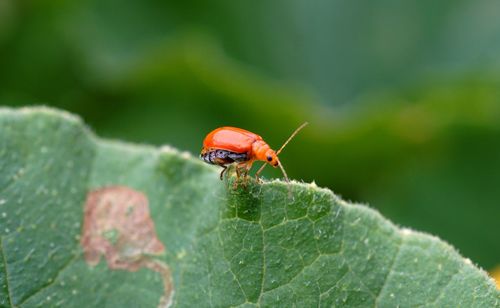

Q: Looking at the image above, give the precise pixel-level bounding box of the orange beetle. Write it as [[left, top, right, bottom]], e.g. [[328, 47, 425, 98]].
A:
[[200, 123, 308, 184]]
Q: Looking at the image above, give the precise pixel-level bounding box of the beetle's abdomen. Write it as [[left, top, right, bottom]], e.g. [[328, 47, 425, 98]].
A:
[[200, 149, 248, 166]]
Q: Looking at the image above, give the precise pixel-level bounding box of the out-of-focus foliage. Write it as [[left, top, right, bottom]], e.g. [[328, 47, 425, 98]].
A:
[[492, 266, 500, 290], [1, 0, 500, 270]]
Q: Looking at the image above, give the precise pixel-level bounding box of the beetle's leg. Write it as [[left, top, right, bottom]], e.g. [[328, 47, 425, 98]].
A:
[[233, 165, 241, 189], [254, 163, 266, 183], [245, 166, 251, 187], [241, 168, 248, 188], [242, 162, 253, 187], [223, 165, 234, 189], [219, 165, 227, 181]]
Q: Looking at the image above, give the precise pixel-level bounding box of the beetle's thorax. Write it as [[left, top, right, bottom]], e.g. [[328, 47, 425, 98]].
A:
[[251, 140, 271, 160], [252, 140, 279, 167]]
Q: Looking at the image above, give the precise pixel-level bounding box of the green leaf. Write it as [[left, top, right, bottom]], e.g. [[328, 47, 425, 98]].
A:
[[0, 107, 498, 307]]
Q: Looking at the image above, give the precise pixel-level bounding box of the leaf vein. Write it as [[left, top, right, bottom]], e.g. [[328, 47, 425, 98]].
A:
[[16, 253, 80, 306], [374, 237, 404, 306], [319, 266, 349, 297], [427, 265, 463, 306], [216, 216, 247, 305], [0, 236, 13, 307]]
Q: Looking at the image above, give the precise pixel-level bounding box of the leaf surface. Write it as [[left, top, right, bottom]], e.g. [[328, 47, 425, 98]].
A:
[[0, 107, 498, 307]]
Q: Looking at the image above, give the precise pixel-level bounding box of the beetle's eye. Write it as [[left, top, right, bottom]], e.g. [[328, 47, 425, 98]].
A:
[[267, 156, 272, 162]]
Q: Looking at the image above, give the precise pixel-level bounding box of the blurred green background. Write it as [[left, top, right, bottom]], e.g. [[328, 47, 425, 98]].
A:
[[1, 1, 499, 270]]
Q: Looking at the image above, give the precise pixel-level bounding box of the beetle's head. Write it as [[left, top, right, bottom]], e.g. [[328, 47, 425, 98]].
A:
[[265, 150, 279, 168], [254, 122, 308, 195], [264, 149, 289, 187]]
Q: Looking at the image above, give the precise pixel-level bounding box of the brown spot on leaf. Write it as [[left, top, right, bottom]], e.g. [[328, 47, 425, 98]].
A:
[[81, 186, 173, 307]]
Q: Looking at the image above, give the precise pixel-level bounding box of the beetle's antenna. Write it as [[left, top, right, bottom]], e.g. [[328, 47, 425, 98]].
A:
[[255, 122, 308, 179], [278, 162, 289, 183], [276, 122, 309, 155], [278, 161, 292, 198]]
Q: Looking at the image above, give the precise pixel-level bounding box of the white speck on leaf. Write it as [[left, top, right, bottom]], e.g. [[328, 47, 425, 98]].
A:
[[401, 228, 413, 236], [176, 249, 187, 260]]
